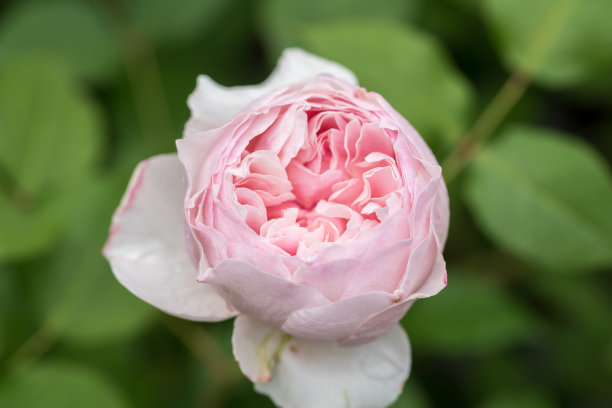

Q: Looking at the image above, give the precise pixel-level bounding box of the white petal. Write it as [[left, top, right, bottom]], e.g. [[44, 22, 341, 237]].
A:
[[103, 154, 236, 321], [232, 316, 410, 408], [185, 48, 358, 136]]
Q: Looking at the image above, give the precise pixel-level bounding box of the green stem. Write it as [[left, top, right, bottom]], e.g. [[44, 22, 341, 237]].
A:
[[3, 323, 59, 373], [97, 0, 175, 154], [120, 28, 176, 153], [441, 0, 573, 183], [161, 316, 241, 408], [441, 70, 530, 182]]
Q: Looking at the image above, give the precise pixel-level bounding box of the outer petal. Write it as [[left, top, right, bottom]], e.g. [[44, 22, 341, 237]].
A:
[[281, 291, 397, 342], [200, 259, 329, 326], [185, 48, 358, 135], [232, 316, 410, 408], [103, 154, 236, 321]]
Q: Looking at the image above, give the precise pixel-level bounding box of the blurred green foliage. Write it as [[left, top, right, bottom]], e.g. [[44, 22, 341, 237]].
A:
[[0, 0, 610, 407], [302, 20, 474, 148]]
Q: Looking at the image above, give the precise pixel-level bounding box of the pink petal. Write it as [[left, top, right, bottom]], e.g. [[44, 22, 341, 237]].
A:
[[341, 301, 414, 346], [400, 229, 447, 300], [200, 259, 329, 326], [185, 49, 357, 136], [103, 154, 236, 321], [281, 291, 397, 342]]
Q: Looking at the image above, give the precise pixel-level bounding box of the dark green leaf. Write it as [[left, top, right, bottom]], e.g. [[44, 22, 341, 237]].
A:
[[391, 382, 430, 408], [30, 174, 155, 345], [403, 272, 539, 354], [302, 20, 474, 146], [259, 0, 419, 56], [483, 0, 612, 86], [0, 1, 120, 82], [0, 361, 129, 407], [464, 125, 612, 272], [125, 0, 231, 45], [478, 391, 557, 408], [0, 58, 102, 260]]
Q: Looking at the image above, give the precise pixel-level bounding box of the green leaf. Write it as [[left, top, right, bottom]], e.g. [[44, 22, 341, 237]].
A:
[[0, 264, 40, 361], [478, 391, 556, 408], [528, 274, 612, 337], [30, 174, 155, 345], [606, 341, 612, 378], [62, 262, 156, 345], [403, 272, 539, 354], [125, 0, 231, 45], [391, 382, 430, 408], [0, 361, 129, 408], [0, 265, 13, 356], [0, 1, 120, 82], [0, 57, 102, 260], [302, 20, 474, 147], [527, 274, 612, 393], [464, 125, 612, 272], [482, 0, 612, 87], [259, 0, 420, 56]]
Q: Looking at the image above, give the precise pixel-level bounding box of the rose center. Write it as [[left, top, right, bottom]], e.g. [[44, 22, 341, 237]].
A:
[[231, 109, 403, 256]]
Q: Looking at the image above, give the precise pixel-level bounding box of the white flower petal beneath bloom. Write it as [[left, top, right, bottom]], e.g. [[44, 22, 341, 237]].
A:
[[232, 315, 410, 408], [185, 48, 358, 136], [103, 154, 236, 321]]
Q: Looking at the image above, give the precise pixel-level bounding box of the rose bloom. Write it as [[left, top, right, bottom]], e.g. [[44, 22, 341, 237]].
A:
[[104, 49, 449, 408]]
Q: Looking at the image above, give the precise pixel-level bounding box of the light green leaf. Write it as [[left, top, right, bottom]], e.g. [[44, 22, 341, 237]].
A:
[[482, 0, 612, 87], [259, 0, 419, 56], [0, 57, 102, 260], [464, 125, 612, 272], [125, 0, 231, 45], [302, 20, 474, 146], [0, 1, 120, 82], [0, 361, 129, 408], [403, 272, 539, 354], [62, 262, 156, 345]]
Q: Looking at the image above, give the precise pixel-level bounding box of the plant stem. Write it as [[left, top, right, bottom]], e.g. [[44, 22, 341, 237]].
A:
[[97, 0, 175, 154], [441, 0, 573, 183], [161, 316, 241, 408], [120, 28, 176, 153], [441, 70, 530, 183], [3, 323, 59, 373]]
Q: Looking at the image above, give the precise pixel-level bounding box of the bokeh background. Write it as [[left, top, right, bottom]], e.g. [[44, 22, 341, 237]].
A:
[[1, 0, 611, 407]]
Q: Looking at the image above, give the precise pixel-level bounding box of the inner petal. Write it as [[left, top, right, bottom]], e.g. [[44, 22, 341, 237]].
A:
[[229, 103, 406, 255]]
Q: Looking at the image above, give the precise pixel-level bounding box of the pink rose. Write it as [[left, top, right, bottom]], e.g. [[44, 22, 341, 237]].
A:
[[104, 49, 449, 408]]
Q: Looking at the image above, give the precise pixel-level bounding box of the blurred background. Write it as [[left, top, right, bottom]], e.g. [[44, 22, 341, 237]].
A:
[[0, 0, 611, 407]]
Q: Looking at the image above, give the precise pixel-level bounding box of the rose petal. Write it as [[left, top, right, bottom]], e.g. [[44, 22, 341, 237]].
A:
[[400, 229, 447, 300], [185, 48, 357, 136], [281, 291, 397, 342], [103, 154, 236, 321], [200, 259, 329, 326], [340, 301, 414, 346], [232, 316, 410, 408]]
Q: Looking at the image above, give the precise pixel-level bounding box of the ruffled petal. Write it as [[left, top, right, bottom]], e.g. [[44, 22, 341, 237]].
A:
[[185, 48, 358, 136], [232, 316, 410, 408], [103, 154, 236, 321]]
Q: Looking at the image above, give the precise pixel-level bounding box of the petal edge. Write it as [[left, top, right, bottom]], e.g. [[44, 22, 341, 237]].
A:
[[233, 316, 410, 408], [103, 154, 237, 321]]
